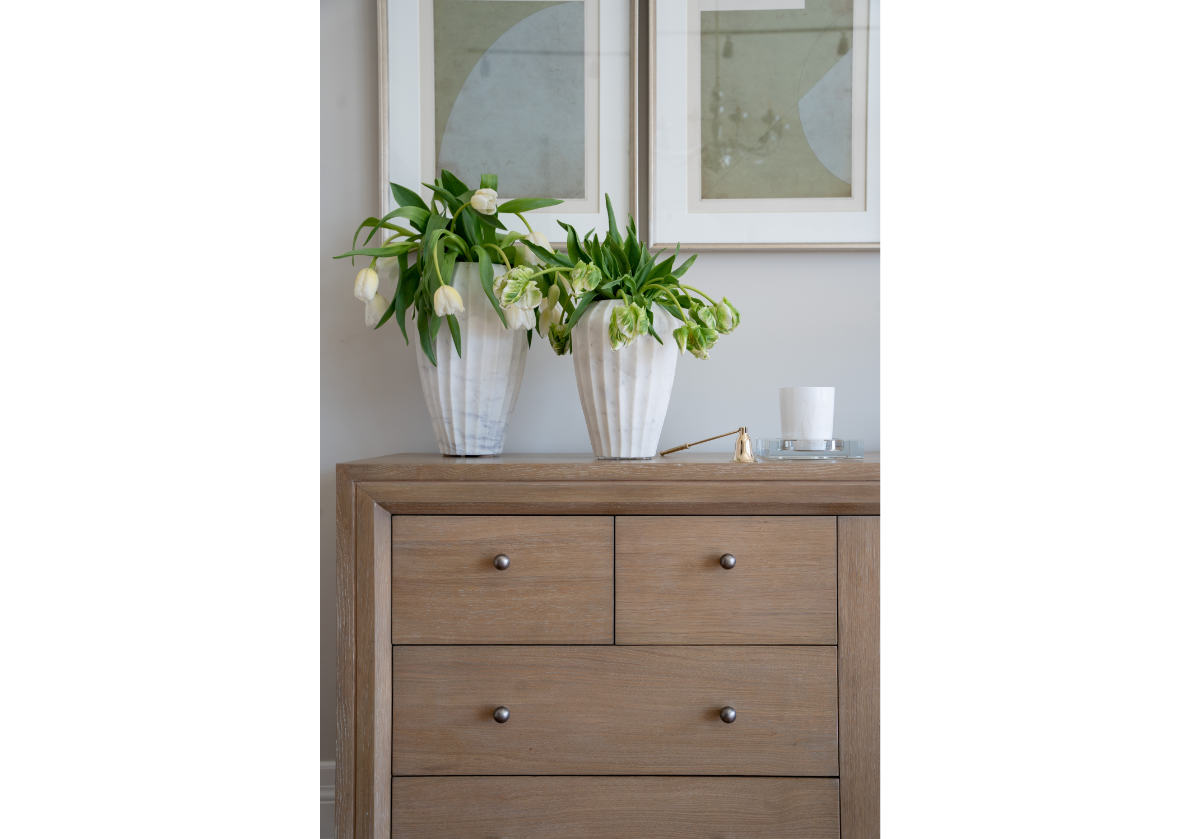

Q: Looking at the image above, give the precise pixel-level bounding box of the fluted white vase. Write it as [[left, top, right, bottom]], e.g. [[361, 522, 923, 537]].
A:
[[415, 263, 527, 456], [572, 300, 679, 459]]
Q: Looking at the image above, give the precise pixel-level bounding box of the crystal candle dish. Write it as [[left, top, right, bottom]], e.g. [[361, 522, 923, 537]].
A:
[[753, 438, 865, 460]]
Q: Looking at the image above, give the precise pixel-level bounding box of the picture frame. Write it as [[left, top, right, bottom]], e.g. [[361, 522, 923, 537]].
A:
[[649, 0, 879, 250], [378, 0, 638, 245]]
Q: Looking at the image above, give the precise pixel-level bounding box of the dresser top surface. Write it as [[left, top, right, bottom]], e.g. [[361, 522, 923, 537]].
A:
[[337, 452, 880, 483]]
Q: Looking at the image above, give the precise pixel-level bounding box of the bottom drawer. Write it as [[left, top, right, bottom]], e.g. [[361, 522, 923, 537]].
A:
[[392, 777, 840, 838]]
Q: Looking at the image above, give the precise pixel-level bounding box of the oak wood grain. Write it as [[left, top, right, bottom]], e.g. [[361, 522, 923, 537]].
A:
[[838, 516, 880, 839], [354, 495, 391, 839], [340, 451, 880, 483], [391, 516, 613, 643], [362, 479, 879, 515], [391, 776, 841, 838], [616, 516, 837, 644], [392, 646, 838, 776], [335, 467, 354, 839]]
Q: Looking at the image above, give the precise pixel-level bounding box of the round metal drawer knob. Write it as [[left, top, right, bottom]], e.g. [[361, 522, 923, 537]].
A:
[[493, 706, 510, 723], [719, 553, 736, 570], [719, 706, 737, 724], [493, 554, 510, 570]]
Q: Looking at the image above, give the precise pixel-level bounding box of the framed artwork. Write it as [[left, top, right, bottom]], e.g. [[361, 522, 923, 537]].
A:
[[650, 0, 879, 249], [379, 0, 635, 244]]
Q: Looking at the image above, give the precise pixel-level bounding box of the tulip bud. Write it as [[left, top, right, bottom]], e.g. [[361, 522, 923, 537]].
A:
[[686, 324, 719, 359], [673, 324, 690, 353], [530, 231, 551, 250], [548, 322, 572, 355], [354, 267, 379, 302], [364, 292, 389, 326], [539, 284, 561, 334], [433, 284, 465, 317], [713, 301, 736, 333], [469, 187, 498, 215], [721, 297, 741, 330]]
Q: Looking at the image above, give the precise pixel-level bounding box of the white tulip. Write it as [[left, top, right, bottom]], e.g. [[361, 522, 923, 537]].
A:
[[433, 284, 465, 317], [469, 188, 498, 215], [376, 256, 400, 286], [507, 306, 536, 331], [515, 231, 553, 267], [354, 267, 379, 302], [364, 292, 389, 326]]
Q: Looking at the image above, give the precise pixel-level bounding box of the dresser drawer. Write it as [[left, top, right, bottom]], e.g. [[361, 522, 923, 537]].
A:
[[392, 646, 838, 775], [391, 777, 840, 838], [391, 515, 613, 643], [615, 516, 837, 644]]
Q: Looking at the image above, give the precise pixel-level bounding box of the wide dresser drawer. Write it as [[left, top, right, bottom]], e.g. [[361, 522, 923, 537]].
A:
[[391, 515, 613, 643], [392, 645, 838, 776], [391, 777, 841, 838], [616, 516, 837, 643]]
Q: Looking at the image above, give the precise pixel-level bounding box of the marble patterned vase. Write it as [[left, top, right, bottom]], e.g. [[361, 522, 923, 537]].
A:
[[415, 263, 527, 455], [572, 300, 679, 459]]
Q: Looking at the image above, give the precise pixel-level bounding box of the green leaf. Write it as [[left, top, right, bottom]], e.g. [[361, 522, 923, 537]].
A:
[[671, 253, 698, 279], [390, 183, 428, 211], [354, 205, 429, 247], [479, 173, 498, 191], [528, 243, 571, 268], [440, 169, 470, 196], [564, 291, 597, 329], [417, 309, 436, 366], [648, 252, 676, 280], [394, 264, 420, 342], [560, 222, 582, 263], [333, 242, 417, 259], [498, 230, 525, 249], [352, 216, 404, 248], [471, 245, 508, 328], [446, 313, 462, 356], [605, 193, 620, 242], [496, 197, 562, 214], [423, 182, 462, 211]]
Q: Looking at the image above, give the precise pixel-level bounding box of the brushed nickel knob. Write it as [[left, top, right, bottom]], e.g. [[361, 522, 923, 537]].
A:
[[493, 554, 510, 570], [719, 706, 737, 724], [719, 553, 736, 569], [493, 706, 510, 723]]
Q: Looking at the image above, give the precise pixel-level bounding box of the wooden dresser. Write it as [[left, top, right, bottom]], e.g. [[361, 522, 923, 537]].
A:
[[337, 453, 879, 838]]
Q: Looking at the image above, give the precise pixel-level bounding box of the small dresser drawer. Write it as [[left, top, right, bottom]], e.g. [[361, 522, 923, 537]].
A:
[[392, 646, 838, 776], [391, 515, 613, 644], [392, 777, 841, 838], [615, 516, 837, 644]]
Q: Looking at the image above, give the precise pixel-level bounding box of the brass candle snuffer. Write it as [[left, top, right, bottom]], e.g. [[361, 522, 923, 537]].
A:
[[659, 427, 757, 463]]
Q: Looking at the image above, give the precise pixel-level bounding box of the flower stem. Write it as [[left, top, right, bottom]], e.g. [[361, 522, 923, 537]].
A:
[[516, 212, 535, 234], [485, 243, 513, 271], [681, 285, 718, 305], [448, 203, 470, 230]]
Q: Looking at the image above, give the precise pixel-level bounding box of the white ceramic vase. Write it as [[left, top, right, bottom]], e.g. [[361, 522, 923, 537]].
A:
[[572, 300, 679, 459], [415, 263, 527, 456]]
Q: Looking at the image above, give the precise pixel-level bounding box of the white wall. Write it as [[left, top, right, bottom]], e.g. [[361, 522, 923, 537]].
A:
[[320, 0, 879, 760]]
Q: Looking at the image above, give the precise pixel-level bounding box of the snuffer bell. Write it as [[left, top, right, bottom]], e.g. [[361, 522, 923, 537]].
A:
[[659, 426, 757, 463]]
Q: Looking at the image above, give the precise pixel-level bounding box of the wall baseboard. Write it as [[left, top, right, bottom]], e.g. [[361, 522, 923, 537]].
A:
[[320, 761, 334, 839]]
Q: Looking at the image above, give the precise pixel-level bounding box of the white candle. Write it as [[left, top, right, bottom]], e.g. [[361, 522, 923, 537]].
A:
[[780, 386, 835, 440]]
